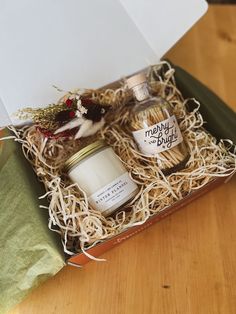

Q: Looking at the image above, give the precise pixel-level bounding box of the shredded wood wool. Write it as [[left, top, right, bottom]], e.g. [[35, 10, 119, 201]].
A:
[[7, 62, 236, 257]]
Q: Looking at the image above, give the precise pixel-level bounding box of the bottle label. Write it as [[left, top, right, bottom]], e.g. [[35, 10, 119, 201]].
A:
[[132, 84, 149, 101], [132, 115, 183, 156], [88, 172, 137, 214]]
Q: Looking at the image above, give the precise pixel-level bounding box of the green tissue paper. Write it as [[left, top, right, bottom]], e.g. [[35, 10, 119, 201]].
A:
[[0, 130, 65, 314]]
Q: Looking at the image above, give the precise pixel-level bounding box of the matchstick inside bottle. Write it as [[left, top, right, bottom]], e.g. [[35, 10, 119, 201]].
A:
[[126, 72, 189, 174]]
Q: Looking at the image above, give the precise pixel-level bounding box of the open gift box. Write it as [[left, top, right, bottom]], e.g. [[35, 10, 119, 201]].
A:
[[0, 1, 236, 314]]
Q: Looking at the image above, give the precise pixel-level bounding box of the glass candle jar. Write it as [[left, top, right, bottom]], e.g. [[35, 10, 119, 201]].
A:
[[65, 140, 139, 217]]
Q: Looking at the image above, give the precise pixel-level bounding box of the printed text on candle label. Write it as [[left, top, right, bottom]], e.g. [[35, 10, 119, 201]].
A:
[[88, 172, 137, 213]]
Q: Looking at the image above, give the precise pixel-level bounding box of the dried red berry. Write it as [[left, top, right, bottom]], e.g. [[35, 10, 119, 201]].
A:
[[66, 98, 73, 107], [69, 111, 75, 118], [44, 131, 53, 137]]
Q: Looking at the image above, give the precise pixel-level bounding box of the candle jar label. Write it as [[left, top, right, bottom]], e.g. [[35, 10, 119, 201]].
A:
[[132, 115, 183, 156], [88, 172, 137, 213]]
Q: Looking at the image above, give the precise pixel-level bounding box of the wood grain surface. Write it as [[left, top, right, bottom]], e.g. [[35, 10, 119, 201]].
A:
[[9, 5, 236, 314]]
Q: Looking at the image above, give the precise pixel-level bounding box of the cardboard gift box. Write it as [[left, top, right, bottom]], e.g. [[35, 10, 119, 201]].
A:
[[0, 1, 236, 313], [63, 62, 236, 266]]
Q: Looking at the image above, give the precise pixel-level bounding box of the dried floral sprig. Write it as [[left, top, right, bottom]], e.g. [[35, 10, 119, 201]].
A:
[[16, 95, 89, 132], [15, 83, 128, 139]]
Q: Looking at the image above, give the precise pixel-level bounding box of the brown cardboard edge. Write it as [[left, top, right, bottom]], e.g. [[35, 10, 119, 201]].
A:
[[67, 172, 235, 266]]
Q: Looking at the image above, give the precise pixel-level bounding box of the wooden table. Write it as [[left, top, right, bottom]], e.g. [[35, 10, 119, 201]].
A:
[[10, 5, 236, 314]]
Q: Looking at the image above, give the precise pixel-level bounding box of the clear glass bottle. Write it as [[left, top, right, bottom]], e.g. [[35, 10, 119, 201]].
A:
[[126, 73, 188, 174]]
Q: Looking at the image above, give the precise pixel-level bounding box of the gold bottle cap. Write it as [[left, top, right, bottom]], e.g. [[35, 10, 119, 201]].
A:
[[126, 72, 147, 89], [65, 140, 107, 172]]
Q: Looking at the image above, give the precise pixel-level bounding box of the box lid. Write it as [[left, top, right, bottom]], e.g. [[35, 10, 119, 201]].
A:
[[0, 0, 207, 126]]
